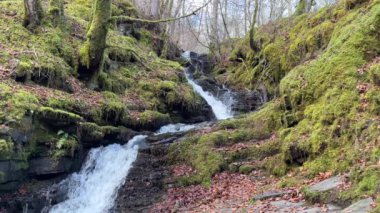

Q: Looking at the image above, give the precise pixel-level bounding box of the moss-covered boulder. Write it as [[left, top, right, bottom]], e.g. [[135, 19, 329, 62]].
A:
[[37, 107, 83, 127]]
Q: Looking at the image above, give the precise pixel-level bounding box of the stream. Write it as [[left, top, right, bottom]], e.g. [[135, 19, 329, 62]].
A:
[[46, 54, 234, 213]]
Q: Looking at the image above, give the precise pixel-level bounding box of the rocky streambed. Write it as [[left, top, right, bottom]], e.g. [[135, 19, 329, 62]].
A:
[[0, 50, 273, 213]]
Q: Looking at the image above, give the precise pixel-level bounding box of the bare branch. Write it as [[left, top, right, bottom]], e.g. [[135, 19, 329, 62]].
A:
[[111, 0, 212, 24]]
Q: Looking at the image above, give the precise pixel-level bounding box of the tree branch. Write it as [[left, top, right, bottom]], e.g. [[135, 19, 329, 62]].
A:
[[111, 0, 212, 24]]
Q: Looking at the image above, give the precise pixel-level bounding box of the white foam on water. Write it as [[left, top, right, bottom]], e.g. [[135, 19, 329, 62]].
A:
[[155, 123, 197, 135], [185, 72, 233, 120], [50, 135, 147, 213]]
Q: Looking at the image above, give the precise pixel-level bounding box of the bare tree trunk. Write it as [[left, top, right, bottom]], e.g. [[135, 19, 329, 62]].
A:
[[23, 0, 43, 29], [249, 0, 259, 51], [211, 0, 219, 54], [219, 0, 230, 40], [78, 0, 111, 83]]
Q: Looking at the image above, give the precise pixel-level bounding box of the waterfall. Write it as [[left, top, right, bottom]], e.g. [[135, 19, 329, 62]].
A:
[[49, 135, 147, 213], [47, 51, 234, 213], [185, 72, 233, 120], [182, 51, 234, 120]]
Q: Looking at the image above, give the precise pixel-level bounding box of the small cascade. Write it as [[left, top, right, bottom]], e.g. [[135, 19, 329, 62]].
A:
[[182, 51, 234, 120], [185, 72, 234, 120], [155, 123, 197, 135], [49, 135, 147, 213]]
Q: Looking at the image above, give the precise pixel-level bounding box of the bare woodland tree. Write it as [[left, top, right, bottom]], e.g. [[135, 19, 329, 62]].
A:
[[23, 0, 43, 28]]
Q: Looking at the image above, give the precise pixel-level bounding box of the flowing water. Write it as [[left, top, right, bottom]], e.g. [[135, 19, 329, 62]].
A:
[[182, 51, 234, 120], [48, 52, 235, 212], [155, 123, 197, 135], [49, 135, 146, 213], [185, 72, 234, 120]]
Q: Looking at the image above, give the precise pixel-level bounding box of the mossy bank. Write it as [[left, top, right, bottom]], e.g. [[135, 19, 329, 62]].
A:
[[167, 0, 380, 208], [0, 0, 212, 193]]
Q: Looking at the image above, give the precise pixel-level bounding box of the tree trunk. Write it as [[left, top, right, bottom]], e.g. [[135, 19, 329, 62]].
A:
[[23, 0, 43, 29], [249, 0, 259, 51], [78, 0, 111, 83], [49, 0, 64, 25], [296, 0, 314, 15]]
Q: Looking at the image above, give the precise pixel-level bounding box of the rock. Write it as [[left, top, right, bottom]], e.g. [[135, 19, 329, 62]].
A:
[[36, 107, 83, 127], [28, 157, 73, 179], [79, 123, 138, 148], [253, 191, 290, 201], [232, 90, 265, 113], [270, 200, 305, 209], [309, 176, 344, 192], [303, 204, 342, 213], [0, 159, 27, 191], [342, 198, 373, 213], [147, 133, 183, 144], [113, 148, 169, 212]]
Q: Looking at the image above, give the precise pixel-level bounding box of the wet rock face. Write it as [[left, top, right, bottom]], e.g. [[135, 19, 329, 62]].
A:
[[231, 90, 266, 113], [28, 157, 73, 179], [113, 144, 170, 213], [0, 160, 27, 192]]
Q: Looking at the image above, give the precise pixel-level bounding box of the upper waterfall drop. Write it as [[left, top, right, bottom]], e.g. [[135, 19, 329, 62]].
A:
[[182, 51, 234, 120], [185, 73, 233, 120]]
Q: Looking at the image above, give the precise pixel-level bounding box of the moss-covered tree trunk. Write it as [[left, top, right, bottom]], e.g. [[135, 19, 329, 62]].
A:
[[23, 0, 44, 29], [49, 0, 64, 25], [295, 0, 314, 15], [249, 0, 259, 51], [78, 0, 111, 83]]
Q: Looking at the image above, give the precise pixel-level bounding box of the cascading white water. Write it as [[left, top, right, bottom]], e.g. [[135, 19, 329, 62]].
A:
[[155, 123, 196, 135], [47, 51, 234, 213], [49, 135, 147, 213], [185, 72, 233, 120]]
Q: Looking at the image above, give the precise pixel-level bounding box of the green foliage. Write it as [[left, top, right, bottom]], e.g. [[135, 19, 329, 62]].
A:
[[53, 130, 78, 159], [0, 139, 13, 159]]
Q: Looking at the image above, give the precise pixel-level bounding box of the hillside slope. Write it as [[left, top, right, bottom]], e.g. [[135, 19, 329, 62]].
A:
[[0, 0, 212, 192], [164, 0, 380, 210]]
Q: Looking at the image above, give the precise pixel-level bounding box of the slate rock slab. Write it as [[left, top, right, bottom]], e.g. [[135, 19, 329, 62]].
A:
[[342, 198, 373, 213], [253, 191, 290, 201], [309, 176, 344, 192]]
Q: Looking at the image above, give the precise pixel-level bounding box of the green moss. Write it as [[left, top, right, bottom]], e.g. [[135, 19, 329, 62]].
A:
[[239, 164, 256, 174], [303, 187, 333, 204], [37, 107, 82, 124], [263, 154, 288, 176], [99, 95, 127, 125], [0, 139, 13, 159], [0, 90, 39, 122], [355, 169, 380, 195], [79, 122, 105, 141], [134, 110, 170, 128]]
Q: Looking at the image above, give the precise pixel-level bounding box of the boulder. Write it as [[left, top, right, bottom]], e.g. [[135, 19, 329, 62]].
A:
[[0, 159, 27, 191], [342, 198, 374, 213], [309, 176, 345, 193], [28, 157, 73, 179]]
